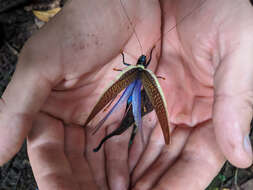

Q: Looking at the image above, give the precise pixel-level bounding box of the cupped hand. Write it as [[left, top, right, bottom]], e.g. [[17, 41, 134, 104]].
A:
[[1, 0, 253, 190], [129, 0, 253, 189], [0, 0, 161, 189]]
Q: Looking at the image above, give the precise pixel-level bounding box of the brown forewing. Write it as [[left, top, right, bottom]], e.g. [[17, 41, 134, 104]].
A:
[[84, 67, 139, 127], [141, 70, 170, 144]]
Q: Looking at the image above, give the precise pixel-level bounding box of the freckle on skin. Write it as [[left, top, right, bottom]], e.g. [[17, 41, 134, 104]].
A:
[[79, 44, 85, 50], [72, 41, 87, 51]]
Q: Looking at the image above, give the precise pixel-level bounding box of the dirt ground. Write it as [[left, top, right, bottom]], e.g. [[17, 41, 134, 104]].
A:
[[0, 0, 253, 189]]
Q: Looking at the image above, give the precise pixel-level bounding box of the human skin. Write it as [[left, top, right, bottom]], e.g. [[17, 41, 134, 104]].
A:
[[0, 0, 253, 189]]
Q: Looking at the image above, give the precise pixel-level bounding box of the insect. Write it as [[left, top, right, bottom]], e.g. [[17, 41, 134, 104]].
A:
[[84, 0, 208, 152], [85, 47, 169, 152]]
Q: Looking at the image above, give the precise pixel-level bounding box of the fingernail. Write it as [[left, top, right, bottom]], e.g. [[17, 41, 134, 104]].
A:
[[244, 135, 252, 155]]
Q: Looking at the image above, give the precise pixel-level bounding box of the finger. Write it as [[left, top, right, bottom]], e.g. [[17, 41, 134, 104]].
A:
[[153, 121, 225, 190], [64, 125, 98, 189], [128, 112, 157, 173], [0, 62, 53, 165], [213, 40, 253, 168], [131, 122, 173, 185], [85, 127, 109, 190], [132, 127, 191, 190], [104, 122, 131, 190], [27, 113, 79, 190]]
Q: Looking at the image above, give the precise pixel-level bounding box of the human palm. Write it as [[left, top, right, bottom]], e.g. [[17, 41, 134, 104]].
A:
[[1, 0, 253, 190]]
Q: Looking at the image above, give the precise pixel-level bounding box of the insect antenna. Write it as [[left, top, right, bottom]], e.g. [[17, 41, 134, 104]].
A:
[[120, 0, 208, 55], [120, 0, 143, 54], [154, 0, 208, 45]]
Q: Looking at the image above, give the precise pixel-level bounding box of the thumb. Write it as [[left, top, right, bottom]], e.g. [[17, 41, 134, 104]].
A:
[[213, 40, 253, 168], [0, 57, 53, 165]]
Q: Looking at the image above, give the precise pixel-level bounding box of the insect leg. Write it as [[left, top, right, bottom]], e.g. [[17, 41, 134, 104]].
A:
[[93, 101, 133, 152], [129, 124, 138, 147], [113, 68, 123, 72], [145, 46, 155, 67], [121, 52, 131, 66], [156, 76, 166, 80]]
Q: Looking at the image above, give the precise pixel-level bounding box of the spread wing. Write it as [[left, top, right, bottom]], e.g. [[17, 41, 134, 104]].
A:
[[84, 66, 139, 127], [141, 69, 170, 144]]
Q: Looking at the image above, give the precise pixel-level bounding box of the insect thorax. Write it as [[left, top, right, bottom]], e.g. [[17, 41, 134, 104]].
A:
[[136, 55, 147, 67]]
